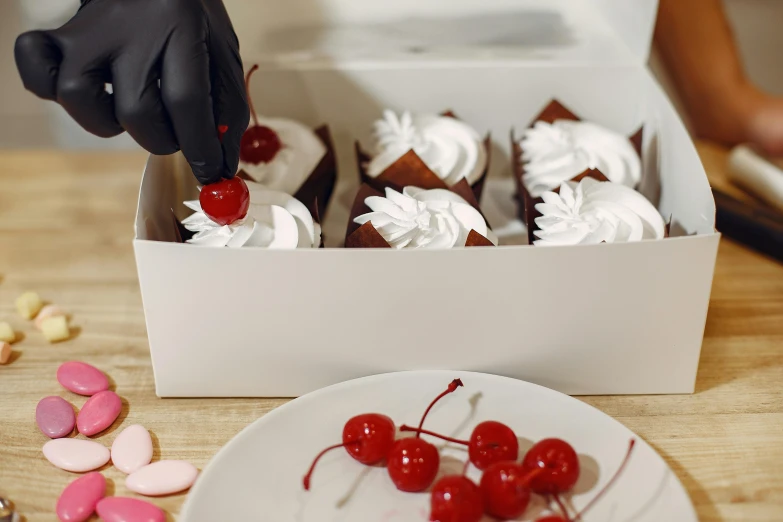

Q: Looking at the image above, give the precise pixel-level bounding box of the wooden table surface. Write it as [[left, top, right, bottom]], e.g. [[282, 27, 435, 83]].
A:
[[0, 145, 781, 521]]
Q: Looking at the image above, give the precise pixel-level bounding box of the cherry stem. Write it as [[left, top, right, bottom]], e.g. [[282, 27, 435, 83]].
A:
[[302, 440, 360, 491], [415, 379, 463, 438], [245, 64, 260, 127], [553, 494, 571, 521], [399, 425, 468, 446], [571, 439, 636, 520]]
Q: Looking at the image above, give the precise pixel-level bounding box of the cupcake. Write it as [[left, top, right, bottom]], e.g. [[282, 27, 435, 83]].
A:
[[533, 178, 666, 246], [512, 100, 644, 243], [345, 149, 496, 249], [181, 180, 321, 249], [239, 65, 337, 218], [356, 110, 490, 201]]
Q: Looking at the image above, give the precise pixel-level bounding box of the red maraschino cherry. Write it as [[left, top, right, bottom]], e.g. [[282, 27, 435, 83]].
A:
[[522, 438, 580, 495], [478, 460, 540, 519], [429, 474, 483, 522], [199, 176, 250, 226], [240, 65, 282, 164], [303, 413, 396, 490], [534, 439, 636, 522], [386, 379, 463, 492], [399, 419, 519, 471]]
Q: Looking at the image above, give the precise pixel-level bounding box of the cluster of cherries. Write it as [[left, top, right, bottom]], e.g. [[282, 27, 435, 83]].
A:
[[304, 379, 635, 522], [198, 64, 283, 227]]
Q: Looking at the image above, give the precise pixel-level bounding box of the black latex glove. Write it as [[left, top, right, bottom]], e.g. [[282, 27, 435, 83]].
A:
[[14, 0, 249, 185]]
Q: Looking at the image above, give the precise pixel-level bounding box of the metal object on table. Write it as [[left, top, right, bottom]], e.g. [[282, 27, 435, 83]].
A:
[[0, 498, 15, 522]]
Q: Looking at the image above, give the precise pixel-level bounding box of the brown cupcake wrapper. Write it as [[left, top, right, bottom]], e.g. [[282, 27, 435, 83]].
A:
[[344, 183, 495, 248], [513, 99, 644, 244]]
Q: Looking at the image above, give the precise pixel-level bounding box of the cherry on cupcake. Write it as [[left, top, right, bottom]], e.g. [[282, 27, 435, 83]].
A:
[[399, 419, 519, 471], [199, 176, 250, 226], [240, 65, 282, 165], [386, 379, 463, 492], [303, 413, 396, 490]]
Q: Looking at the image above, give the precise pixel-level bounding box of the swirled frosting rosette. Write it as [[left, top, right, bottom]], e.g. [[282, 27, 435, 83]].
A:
[[345, 184, 497, 249], [533, 178, 665, 246], [356, 110, 490, 201], [512, 100, 644, 243], [181, 181, 321, 249]]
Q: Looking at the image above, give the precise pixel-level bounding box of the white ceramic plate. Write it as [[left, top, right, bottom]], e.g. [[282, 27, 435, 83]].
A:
[[181, 371, 696, 521]]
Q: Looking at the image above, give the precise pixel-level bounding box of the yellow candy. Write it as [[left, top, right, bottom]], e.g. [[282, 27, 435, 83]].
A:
[[16, 291, 43, 320], [0, 322, 15, 343], [42, 316, 70, 343]]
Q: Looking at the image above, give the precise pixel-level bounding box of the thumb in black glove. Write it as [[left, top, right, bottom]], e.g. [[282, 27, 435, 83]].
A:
[[14, 0, 249, 185]]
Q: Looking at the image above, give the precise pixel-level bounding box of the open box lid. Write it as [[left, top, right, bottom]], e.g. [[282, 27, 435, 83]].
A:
[[234, 0, 659, 67]]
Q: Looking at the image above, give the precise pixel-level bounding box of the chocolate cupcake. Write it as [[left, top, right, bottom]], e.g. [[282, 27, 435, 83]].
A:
[[512, 100, 643, 243], [239, 65, 337, 219], [532, 178, 665, 246], [356, 110, 491, 201], [345, 152, 496, 249]]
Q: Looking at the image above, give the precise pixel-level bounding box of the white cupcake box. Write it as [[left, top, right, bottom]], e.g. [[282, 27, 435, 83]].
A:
[[134, 0, 720, 397]]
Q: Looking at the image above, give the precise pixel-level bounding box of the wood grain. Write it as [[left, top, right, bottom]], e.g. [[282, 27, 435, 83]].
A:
[[0, 147, 781, 521]]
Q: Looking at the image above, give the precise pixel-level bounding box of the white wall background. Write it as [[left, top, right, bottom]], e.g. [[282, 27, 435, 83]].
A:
[[1, 0, 781, 149]]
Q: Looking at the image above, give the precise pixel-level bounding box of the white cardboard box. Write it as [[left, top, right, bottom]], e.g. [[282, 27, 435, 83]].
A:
[[134, 0, 720, 397]]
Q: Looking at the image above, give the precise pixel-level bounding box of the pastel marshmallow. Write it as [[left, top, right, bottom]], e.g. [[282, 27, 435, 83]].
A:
[[0, 322, 15, 343], [42, 315, 70, 342], [126, 460, 199, 496], [35, 304, 66, 330], [43, 439, 110, 473], [0, 342, 11, 364], [15, 291, 43, 319]]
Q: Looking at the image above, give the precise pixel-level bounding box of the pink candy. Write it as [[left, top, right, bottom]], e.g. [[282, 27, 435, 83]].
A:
[[56, 472, 106, 522], [57, 361, 110, 396], [96, 497, 166, 522], [77, 390, 122, 436], [36, 396, 75, 439]]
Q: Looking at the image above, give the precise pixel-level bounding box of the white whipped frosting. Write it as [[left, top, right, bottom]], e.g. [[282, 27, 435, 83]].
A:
[[238, 117, 326, 195], [521, 120, 641, 198], [182, 181, 321, 248], [367, 111, 487, 186], [354, 186, 497, 249], [533, 178, 665, 246]]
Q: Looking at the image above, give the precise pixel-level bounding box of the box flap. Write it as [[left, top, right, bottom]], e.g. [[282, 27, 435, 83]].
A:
[[230, 0, 658, 66]]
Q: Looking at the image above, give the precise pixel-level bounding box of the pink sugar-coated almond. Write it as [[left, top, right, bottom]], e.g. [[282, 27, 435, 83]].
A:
[[0, 341, 11, 364], [57, 361, 109, 396], [126, 460, 199, 496], [36, 396, 76, 438], [76, 390, 122, 437], [95, 497, 166, 522], [43, 439, 110, 473], [111, 424, 153, 474], [56, 472, 106, 522], [35, 304, 66, 330]]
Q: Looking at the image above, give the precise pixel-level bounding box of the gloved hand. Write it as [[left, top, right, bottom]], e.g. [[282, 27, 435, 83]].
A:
[[14, 0, 249, 185]]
